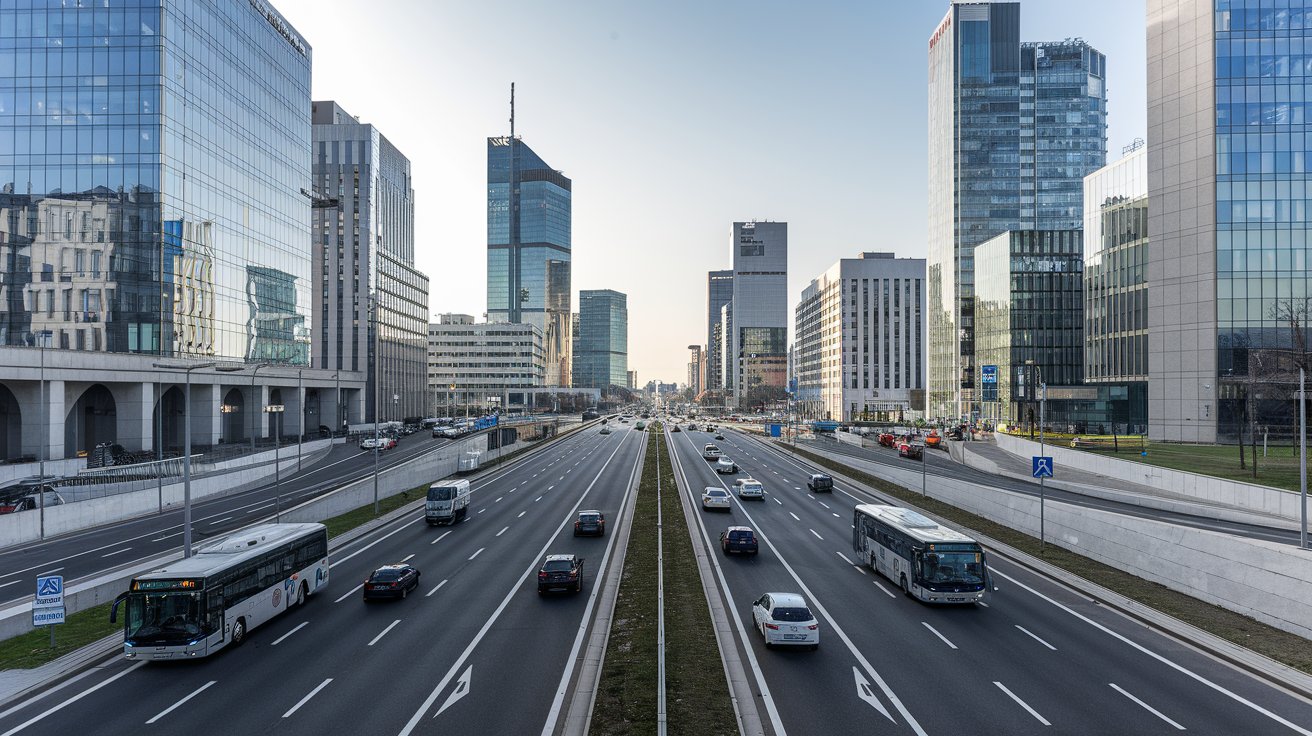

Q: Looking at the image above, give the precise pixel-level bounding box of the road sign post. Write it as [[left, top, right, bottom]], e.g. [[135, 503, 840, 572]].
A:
[[34, 574, 65, 647]]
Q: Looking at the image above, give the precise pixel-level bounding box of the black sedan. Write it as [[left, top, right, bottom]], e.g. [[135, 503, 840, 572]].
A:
[[363, 563, 421, 601], [538, 554, 586, 594]]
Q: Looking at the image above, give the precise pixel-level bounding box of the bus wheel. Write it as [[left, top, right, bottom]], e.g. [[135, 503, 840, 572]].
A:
[[232, 618, 247, 646], [900, 575, 910, 597], [297, 581, 308, 607]]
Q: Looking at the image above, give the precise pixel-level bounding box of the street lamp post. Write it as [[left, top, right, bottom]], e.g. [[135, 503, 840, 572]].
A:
[[297, 368, 305, 473], [38, 345, 46, 539], [1301, 367, 1308, 550], [153, 360, 224, 557], [250, 363, 270, 454], [266, 402, 284, 521]]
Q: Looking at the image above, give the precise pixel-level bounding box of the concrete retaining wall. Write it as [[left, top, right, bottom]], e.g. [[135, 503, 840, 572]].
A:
[[0, 440, 334, 548], [0, 458, 85, 487], [783, 443, 1312, 640], [995, 432, 1302, 521], [836, 431, 862, 447]]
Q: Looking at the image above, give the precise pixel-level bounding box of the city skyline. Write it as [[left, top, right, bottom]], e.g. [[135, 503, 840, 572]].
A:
[[278, 0, 1149, 384]]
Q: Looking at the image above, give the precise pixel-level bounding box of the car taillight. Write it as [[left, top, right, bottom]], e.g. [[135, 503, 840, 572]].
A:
[[764, 623, 779, 630], [807, 624, 818, 630], [568, 571, 578, 579], [538, 572, 547, 580], [574, 522, 579, 529]]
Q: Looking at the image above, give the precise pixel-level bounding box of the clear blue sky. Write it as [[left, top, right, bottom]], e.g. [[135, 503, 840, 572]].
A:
[[279, 0, 1147, 385]]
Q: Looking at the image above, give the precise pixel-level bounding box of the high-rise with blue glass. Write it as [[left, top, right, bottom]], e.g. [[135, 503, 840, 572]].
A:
[[571, 289, 627, 390], [486, 135, 572, 387], [1149, 0, 1312, 442], [927, 2, 1108, 421]]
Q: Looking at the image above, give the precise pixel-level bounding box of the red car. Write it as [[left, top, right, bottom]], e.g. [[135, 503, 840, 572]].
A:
[[898, 442, 924, 460], [878, 433, 896, 448]]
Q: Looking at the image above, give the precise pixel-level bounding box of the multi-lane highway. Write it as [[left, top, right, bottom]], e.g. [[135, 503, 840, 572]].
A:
[[0, 431, 474, 608], [667, 425, 1312, 736], [0, 421, 643, 736]]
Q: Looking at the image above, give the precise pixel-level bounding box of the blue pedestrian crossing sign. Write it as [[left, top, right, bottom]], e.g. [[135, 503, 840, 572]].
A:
[[36, 576, 62, 598], [1032, 456, 1054, 479]]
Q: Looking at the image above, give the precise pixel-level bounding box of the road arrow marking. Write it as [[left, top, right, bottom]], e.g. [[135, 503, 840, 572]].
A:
[[854, 667, 895, 723], [434, 665, 471, 718]]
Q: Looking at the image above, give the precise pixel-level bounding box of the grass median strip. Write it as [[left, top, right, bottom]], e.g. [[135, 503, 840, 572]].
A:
[[781, 442, 1312, 676], [592, 425, 737, 736]]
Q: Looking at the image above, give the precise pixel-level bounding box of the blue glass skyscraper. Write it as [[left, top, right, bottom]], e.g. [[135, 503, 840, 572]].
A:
[[571, 289, 627, 390]]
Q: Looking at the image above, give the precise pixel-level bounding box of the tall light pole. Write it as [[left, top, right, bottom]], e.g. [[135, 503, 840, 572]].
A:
[[297, 368, 305, 473], [38, 344, 46, 539], [372, 294, 381, 516], [267, 401, 284, 521], [153, 360, 223, 557], [250, 363, 270, 454], [1301, 367, 1307, 550]]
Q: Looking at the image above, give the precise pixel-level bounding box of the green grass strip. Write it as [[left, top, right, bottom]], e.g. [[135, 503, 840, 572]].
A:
[[592, 425, 737, 736], [783, 442, 1312, 675]]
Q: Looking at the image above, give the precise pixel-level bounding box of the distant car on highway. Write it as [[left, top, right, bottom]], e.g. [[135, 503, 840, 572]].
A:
[[715, 457, 739, 474], [703, 444, 722, 460], [359, 437, 380, 450], [701, 487, 731, 511], [733, 478, 764, 500], [574, 510, 606, 537], [807, 473, 833, 493], [672, 425, 682, 433], [538, 554, 585, 594], [898, 442, 924, 460], [751, 592, 819, 650], [720, 526, 758, 555], [363, 563, 421, 601], [600, 426, 612, 435], [714, 433, 725, 440]]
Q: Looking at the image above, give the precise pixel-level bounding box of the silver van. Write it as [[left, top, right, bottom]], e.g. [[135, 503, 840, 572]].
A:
[[426, 479, 471, 525]]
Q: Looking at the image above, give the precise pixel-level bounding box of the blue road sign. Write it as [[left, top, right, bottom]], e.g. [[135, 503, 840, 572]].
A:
[[1032, 456, 1054, 479], [37, 576, 62, 598], [981, 365, 998, 384]]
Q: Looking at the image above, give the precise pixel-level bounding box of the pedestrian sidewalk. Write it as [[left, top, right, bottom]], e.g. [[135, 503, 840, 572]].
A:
[[957, 438, 1300, 531]]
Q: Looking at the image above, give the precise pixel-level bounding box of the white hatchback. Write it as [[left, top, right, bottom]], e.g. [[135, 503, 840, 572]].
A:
[[733, 478, 764, 500], [751, 592, 819, 650], [701, 487, 731, 511], [715, 457, 739, 474]]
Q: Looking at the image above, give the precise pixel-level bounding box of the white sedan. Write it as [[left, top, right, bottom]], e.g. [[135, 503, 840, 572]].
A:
[[715, 457, 739, 474], [733, 478, 764, 500], [701, 487, 731, 511], [752, 592, 819, 650]]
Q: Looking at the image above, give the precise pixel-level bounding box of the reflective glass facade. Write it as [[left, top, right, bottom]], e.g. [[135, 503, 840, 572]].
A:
[[927, 2, 1107, 420], [1084, 147, 1149, 383], [706, 269, 733, 393], [571, 289, 627, 389], [0, 0, 313, 363], [486, 136, 572, 386]]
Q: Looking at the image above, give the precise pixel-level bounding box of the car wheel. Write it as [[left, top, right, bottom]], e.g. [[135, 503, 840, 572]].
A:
[[296, 581, 307, 607], [402, 586, 408, 599], [231, 617, 247, 646], [760, 623, 772, 648]]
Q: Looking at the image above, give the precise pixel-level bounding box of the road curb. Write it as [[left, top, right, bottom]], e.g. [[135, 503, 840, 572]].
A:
[[760, 436, 1312, 703]]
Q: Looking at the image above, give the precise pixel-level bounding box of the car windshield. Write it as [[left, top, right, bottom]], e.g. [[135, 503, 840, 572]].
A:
[[125, 591, 203, 644], [428, 486, 456, 502], [729, 531, 754, 540], [742, 483, 761, 491], [579, 514, 600, 523], [920, 552, 986, 585], [544, 560, 573, 572], [771, 607, 813, 622], [708, 489, 727, 497], [371, 569, 403, 581]]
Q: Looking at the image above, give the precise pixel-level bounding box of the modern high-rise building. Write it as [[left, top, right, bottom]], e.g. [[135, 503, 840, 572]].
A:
[[486, 135, 572, 387], [627, 370, 638, 390], [0, 0, 362, 461], [571, 289, 628, 389], [1084, 145, 1149, 433], [1147, 0, 1310, 443], [794, 253, 926, 422], [705, 270, 734, 394], [687, 345, 706, 398], [729, 221, 788, 409], [927, 2, 1108, 420], [312, 101, 430, 423]]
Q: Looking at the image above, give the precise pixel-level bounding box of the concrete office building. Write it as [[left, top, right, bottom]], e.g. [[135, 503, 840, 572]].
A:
[[705, 270, 733, 395], [312, 101, 430, 424], [687, 345, 706, 398], [794, 253, 926, 423], [928, 2, 1108, 421], [1147, 0, 1312, 442], [627, 370, 638, 390], [1084, 145, 1149, 433], [728, 221, 788, 409], [571, 290, 627, 389], [427, 314, 544, 415], [0, 0, 362, 462], [486, 135, 572, 387]]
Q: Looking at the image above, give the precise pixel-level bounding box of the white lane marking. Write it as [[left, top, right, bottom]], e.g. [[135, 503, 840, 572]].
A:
[[368, 620, 402, 647], [921, 622, 958, 650], [789, 512, 801, 521], [0, 580, 20, 590], [477, 508, 486, 514], [282, 678, 333, 718], [558, 476, 564, 481], [0, 661, 146, 736], [430, 530, 453, 545], [1109, 683, 1186, 730], [517, 511, 526, 518], [872, 580, 896, 598], [978, 601, 990, 608], [854, 566, 867, 575], [331, 516, 419, 567], [836, 551, 855, 565], [100, 548, 132, 558], [994, 681, 1050, 726], [548, 485, 555, 491], [1015, 625, 1056, 651], [401, 554, 416, 562], [145, 680, 216, 724], [334, 584, 365, 603], [535, 496, 543, 502], [773, 497, 782, 505], [832, 513, 840, 518], [809, 529, 824, 541], [434, 665, 473, 718], [36, 567, 63, 576], [496, 526, 509, 537], [468, 547, 485, 560], [271, 621, 309, 646], [151, 532, 184, 542], [991, 567, 1312, 736], [207, 516, 232, 525], [794, 486, 801, 490], [426, 579, 448, 597], [495, 496, 503, 503], [817, 501, 830, 509]]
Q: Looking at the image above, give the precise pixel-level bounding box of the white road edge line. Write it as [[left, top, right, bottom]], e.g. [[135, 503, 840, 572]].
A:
[[921, 621, 958, 650], [271, 621, 308, 646], [1015, 625, 1056, 651], [368, 619, 401, 647], [1109, 683, 1186, 730], [994, 681, 1050, 726], [145, 680, 216, 724], [426, 579, 448, 597], [0, 662, 146, 736], [282, 678, 333, 718]]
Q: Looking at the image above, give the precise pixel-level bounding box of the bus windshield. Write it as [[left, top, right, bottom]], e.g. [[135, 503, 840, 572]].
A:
[[428, 486, 456, 502], [918, 551, 985, 586], [125, 591, 204, 645]]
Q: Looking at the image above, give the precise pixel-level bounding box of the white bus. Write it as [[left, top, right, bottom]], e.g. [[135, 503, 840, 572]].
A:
[[851, 504, 993, 604], [111, 523, 329, 659]]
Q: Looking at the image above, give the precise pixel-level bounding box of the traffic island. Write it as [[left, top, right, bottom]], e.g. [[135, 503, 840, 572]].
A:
[[591, 424, 737, 736]]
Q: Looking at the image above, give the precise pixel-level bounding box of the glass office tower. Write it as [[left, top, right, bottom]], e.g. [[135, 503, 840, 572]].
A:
[[0, 0, 313, 363], [571, 289, 627, 389], [927, 2, 1107, 421], [486, 136, 572, 386], [705, 269, 733, 393]]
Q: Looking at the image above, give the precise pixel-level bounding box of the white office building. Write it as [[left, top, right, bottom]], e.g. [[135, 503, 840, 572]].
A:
[[794, 253, 926, 422], [427, 314, 544, 414]]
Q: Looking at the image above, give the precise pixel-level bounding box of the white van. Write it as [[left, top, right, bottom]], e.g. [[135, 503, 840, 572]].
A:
[[426, 479, 471, 525]]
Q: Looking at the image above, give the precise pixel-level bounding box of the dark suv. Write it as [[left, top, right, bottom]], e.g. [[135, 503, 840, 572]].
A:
[[807, 474, 834, 493], [720, 526, 759, 555], [538, 554, 586, 594], [574, 510, 606, 537]]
